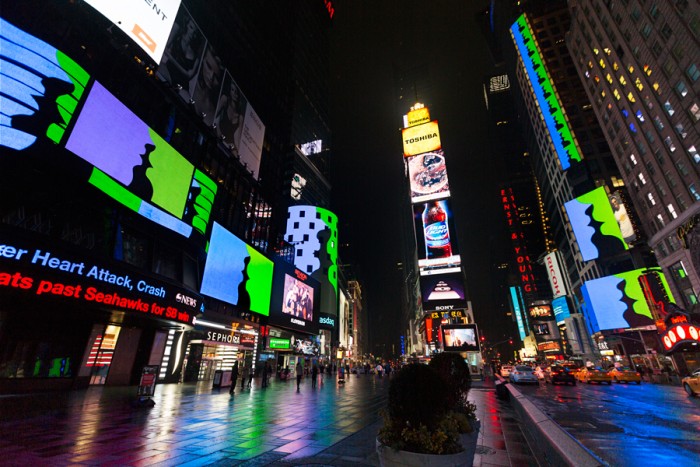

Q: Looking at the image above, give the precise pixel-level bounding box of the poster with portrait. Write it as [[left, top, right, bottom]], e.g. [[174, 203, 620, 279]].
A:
[[192, 43, 225, 127], [282, 274, 315, 322], [214, 71, 247, 152]]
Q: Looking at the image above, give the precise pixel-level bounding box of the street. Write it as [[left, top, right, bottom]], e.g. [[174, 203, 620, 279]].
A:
[[514, 379, 700, 466]]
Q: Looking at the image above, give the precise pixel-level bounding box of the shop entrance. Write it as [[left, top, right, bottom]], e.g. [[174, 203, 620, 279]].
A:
[[85, 325, 122, 385]]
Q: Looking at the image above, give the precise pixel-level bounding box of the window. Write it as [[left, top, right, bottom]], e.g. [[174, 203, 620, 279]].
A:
[[619, 75, 627, 85], [653, 115, 664, 129], [641, 23, 653, 38], [689, 103, 700, 122], [638, 173, 647, 185], [635, 110, 645, 121], [630, 154, 638, 165], [687, 64, 700, 82], [649, 4, 660, 19], [689, 183, 700, 201], [607, 73, 614, 84], [675, 123, 687, 139], [676, 160, 689, 176], [664, 136, 676, 152], [655, 148, 665, 165], [664, 101, 675, 116], [665, 171, 678, 187], [672, 43, 685, 60], [688, 145, 699, 163], [653, 82, 661, 94], [657, 213, 665, 227], [627, 92, 636, 103], [667, 204, 678, 219], [644, 130, 656, 143], [647, 192, 657, 206], [651, 41, 663, 57], [614, 89, 622, 100], [675, 80, 689, 97], [635, 78, 644, 91], [644, 65, 653, 76], [663, 59, 676, 76], [631, 8, 641, 22], [660, 23, 673, 40]]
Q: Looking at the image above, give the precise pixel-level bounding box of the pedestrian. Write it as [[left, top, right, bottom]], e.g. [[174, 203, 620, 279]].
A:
[[241, 363, 249, 390], [296, 361, 303, 391], [229, 363, 239, 395], [311, 364, 318, 388], [375, 363, 383, 377], [247, 364, 254, 388], [261, 361, 269, 388]]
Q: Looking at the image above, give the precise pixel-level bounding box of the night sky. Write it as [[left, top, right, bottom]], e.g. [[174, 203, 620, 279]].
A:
[[329, 1, 515, 354]]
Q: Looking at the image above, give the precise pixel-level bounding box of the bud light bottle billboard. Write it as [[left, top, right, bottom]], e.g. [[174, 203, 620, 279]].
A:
[[423, 200, 452, 258]]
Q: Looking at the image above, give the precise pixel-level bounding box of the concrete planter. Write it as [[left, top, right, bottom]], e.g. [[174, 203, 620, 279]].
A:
[[376, 420, 480, 467]]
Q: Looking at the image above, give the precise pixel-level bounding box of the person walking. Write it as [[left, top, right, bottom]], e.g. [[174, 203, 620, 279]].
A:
[[247, 364, 253, 388], [296, 361, 303, 392], [261, 361, 269, 388], [311, 364, 318, 388], [241, 363, 249, 390], [229, 363, 239, 395]]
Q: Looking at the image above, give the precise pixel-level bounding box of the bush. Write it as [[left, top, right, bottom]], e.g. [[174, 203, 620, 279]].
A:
[[378, 363, 463, 454], [428, 352, 472, 412]]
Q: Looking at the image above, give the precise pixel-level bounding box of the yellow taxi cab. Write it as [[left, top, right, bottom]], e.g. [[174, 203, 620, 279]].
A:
[[608, 367, 642, 384], [682, 368, 700, 397], [577, 366, 613, 385]]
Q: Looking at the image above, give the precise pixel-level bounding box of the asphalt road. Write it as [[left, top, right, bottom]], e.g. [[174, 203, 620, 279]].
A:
[[513, 379, 700, 466]]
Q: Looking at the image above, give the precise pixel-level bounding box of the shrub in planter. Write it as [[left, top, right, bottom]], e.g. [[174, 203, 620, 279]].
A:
[[428, 352, 472, 414], [377, 363, 463, 455]]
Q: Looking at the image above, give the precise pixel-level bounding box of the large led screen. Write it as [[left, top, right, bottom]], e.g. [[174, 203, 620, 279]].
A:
[[442, 324, 480, 352], [285, 206, 338, 316], [413, 199, 461, 272], [564, 186, 629, 261], [269, 259, 320, 334], [0, 18, 90, 151], [200, 223, 274, 316], [511, 14, 582, 170], [581, 267, 674, 333], [65, 82, 217, 238], [85, 0, 181, 64], [420, 271, 466, 311], [406, 150, 450, 203], [552, 296, 571, 324]]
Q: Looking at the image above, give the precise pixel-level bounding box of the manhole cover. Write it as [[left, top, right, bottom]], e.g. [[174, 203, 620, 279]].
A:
[[476, 445, 496, 455]]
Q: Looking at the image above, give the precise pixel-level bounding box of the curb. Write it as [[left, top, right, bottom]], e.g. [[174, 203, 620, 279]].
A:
[[499, 377, 607, 467]]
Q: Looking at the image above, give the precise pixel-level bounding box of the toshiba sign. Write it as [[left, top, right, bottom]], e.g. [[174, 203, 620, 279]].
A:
[[402, 121, 441, 157], [545, 252, 566, 299]]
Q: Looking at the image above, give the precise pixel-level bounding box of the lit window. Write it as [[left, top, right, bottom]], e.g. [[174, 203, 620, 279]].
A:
[[657, 214, 665, 227], [676, 81, 689, 97], [667, 204, 678, 219], [588, 60, 594, 69], [653, 82, 661, 93], [689, 103, 700, 122], [619, 75, 627, 85], [630, 154, 638, 165], [614, 89, 621, 100], [635, 110, 645, 121], [627, 92, 636, 103], [600, 59, 606, 68], [688, 145, 699, 164], [690, 184, 700, 201], [585, 70, 590, 78], [675, 123, 687, 139], [601, 90, 607, 98], [622, 109, 630, 118], [644, 65, 652, 76], [647, 193, 656, 205], [664, 136, 676, 152], [686, 63, 700, 81], [613, 62, 620, 71], [664, 101, 675, 116], [630, 122, 638, 133], [642, 24, 652, 38], [594, 75, 601, 84], [628, 65, 635, 73], [604, 48, 612, 55], [635, 78, 643, 91], [593, 48, 600, 55], [639, 173, 647, 185]]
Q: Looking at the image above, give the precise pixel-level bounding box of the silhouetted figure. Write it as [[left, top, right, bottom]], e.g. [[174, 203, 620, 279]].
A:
[[237, 256, 251, 310], [128, 143, 155, 201], [229, 363, 239, 395]]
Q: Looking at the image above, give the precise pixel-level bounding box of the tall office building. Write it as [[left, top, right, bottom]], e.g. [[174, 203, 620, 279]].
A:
[[566, 0, 700, 313]]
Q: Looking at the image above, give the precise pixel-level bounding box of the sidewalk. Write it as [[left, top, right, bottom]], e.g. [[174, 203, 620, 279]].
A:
[[0, 375, 536, 466]]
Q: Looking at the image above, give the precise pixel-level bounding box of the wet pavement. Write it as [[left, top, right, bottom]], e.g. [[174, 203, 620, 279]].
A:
[[0, 374, 536, 466]]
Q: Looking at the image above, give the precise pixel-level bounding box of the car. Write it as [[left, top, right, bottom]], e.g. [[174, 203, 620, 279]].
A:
[[577, 366, 613, 385], [682, 368, 700, 397], [544, 365, 576, 385], [499, 365, 514, 378], [608, 367, 642, 384], [509, 365, 539, 384]]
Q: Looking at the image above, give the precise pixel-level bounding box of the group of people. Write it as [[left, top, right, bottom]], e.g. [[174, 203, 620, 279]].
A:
[[229, 361, 273, 395], [283, 282, 313, 320]]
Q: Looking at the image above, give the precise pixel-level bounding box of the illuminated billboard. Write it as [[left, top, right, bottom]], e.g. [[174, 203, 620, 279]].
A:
[[564, 186, 630, 261], [552, 296, 571, 324], [510, 286, 528, 341], [299, 140, 322, 155], [420, 271, 467, 311], [441, 324, 480, 352], [284, 206, 338, 316], [610, 191, 637, 244], [511, 14, 582, 170], [157, 6, 265, 179], [413, 200, 461, 272], [269, 259, 320, 334], [402, 120, 441, 157], [0, 18, 217, 240], [85, 0, 181, 64], [200, 223, 274, 316], [406, 106, 431, 127], [406, 150, 451, 203], [544, 252, 567, 299], [581, 267, 674, 333], [528, 304, 553, 320]]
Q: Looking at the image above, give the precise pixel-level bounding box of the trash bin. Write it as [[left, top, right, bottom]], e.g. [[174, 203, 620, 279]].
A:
[[213, 370, 223, 388], [495, 379, 509, 400]]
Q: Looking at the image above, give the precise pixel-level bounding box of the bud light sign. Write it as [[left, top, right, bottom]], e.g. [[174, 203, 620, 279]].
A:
[[414, 199, 461, 273]]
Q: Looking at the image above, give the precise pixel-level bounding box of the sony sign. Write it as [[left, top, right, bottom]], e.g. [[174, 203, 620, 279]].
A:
[[545, 252, 566, 299]]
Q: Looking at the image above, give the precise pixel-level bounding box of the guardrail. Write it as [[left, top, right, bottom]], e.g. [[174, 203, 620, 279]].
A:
[[498, 377, 607, 467]]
